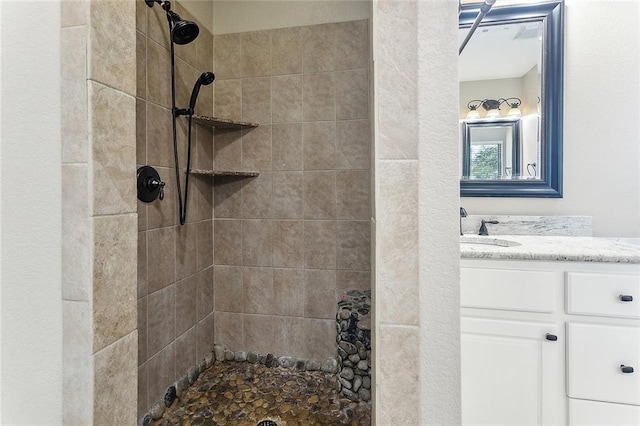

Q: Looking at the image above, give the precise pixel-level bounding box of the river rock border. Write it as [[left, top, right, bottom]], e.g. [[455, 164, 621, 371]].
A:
[[140, 343, 339, 426], [336, 290, 372, 403]]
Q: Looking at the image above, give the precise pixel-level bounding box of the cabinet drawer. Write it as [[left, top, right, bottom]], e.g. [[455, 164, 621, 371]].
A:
[[569, 398, 640, 426], [567, 323, 640, 406], [461, 267, 557, 312], [567, 272, 640, 319]]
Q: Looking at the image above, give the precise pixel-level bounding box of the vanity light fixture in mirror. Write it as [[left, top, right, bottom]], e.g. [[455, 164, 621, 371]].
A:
[[459, 1, 563, 198]]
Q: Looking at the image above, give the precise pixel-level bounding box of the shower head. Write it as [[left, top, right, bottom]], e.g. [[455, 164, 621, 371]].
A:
[[167, 11, 199, 45], [188, 72, 215, 113]]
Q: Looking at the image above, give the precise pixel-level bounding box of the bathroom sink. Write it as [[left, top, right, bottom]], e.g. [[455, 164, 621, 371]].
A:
[[460, 236, 522, 247]]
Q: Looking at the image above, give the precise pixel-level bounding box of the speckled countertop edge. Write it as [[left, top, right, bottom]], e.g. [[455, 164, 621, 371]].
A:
[[460, 235, 640, 264]]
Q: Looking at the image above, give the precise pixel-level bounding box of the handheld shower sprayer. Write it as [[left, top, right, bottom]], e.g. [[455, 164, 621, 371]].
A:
[[188, 72, 215, 115]]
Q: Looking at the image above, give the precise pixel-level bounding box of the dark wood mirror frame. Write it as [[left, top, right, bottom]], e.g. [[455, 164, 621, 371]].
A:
[[459, 1, 564, 198]]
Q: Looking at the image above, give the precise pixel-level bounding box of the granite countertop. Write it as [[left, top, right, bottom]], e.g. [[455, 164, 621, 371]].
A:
[[460, 235, 640, 264]]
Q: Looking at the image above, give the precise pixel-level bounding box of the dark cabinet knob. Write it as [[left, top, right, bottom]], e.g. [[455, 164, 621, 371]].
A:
[[619, 294, 634, 302], [620, 365, 635, 374], [545, 333, 558, 341]]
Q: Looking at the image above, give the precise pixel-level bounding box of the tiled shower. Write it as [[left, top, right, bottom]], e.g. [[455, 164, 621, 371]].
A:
[[136, 1, 371, 419]]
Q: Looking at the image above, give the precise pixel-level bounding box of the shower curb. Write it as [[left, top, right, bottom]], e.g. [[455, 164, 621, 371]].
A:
[[140, 343, 338, 426]]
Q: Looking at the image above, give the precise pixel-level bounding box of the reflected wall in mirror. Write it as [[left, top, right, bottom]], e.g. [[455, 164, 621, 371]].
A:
[[459, 1, 563, 197]]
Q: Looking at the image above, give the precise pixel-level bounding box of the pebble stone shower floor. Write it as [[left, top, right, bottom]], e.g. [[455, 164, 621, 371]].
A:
[[152, 361, 371, 426]]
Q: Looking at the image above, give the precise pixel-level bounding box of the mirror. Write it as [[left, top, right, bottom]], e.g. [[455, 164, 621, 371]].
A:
[[459, 1, 563, 197]]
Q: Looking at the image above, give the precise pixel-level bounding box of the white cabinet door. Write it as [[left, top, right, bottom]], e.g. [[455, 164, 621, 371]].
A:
[[461, 317, 563, 426], [569, 398, 640, 426]]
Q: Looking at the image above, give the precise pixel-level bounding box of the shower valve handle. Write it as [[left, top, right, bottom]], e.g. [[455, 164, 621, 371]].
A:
[[145, 177, 165, 201]]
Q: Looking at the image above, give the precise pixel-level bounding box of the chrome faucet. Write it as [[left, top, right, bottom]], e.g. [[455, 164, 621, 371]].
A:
[[460, 207, 468, 235], [478, 219, 499, 236]]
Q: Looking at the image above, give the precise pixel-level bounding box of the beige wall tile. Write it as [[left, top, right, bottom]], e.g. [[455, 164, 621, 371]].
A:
[[89, 0, 136, 95], [135, 0, 147, 34], [214, 266, 244, 313], [196, 83, 214, 118], [175, 223, 197, 280], [335, 20, 369, 71], [214, 219, 243, 265], [174, 326, 197, 377], [136, 30, 147, 99], [89, 82, 136, 216], [146, 342, 175, 406], [196, 220, 213, 271], [271, 27, 303, 75], [272, 172, 304, 219], [303, 24, 335, 74], [241, 173, 273, 219], [138, 200, 148, 232], [136, 99, 147, 164], [147, 2, 170, 49], [192, 177, 213, 223], [243, 267, 275, 315], [94, 332, 138, 425], [336, 69, 369, 120], [336, 170, 370, 220], [273, 268, 304, 317], [304, 171, 336, 220], [337, 270, 371, 294], [214, 33, 242, 80], [272, 221, 304, 268], [244, 314, 277, 354], [377, 161, 418, 286], [146, 39, 171, 108], [62, 0, 88, 28], [303, 72, 335, 122], [242, 220, 273, 267], [62, 164, 91, 301], [303, 121, 336, 170], [304, 269, 336, 320], [137, 297, 148, 365], [146, 103, 173, 168], [214, 129, 242, 171], [335, 120, 371, 170], [272, 75, 303, 123], [242, 77, 271, 124], [196, 313, 215, 359], [242, 125, 272, 171], [275, 317, 306, 358], [147, 166, 176, 228], [304, 319, 336, 360], [303, 221, 337, 269], [377, 325, 420, 424], [137, 362, 149, 421], [147, 285, 176, 357], [147, 226, 176, 293], [196, 267, 214, 321], [174, 57, 199, 111], [214, 311, 244, 350], [213, 177, 244, 218], [93, 214, 137, 352], [214, 79, 242, 122], [196, 27, 214, 72], [272, 124, 303, 171], [337, 220, 371, 270], [63, 301, 92, 425], [242, 31, 271, 78], [174, 275, 197, 336], [138, 232, 148, 298], [195, 126, 214, 171], [61, 26, 88, 164], [378, 278, 418, 326]]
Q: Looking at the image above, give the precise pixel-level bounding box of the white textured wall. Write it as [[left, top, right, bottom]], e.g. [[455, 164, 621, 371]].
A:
[[418, 1, 461, 423], [211, 0, 370, 34], [0, 1, 63, 422], [462, 1, 640, 237]]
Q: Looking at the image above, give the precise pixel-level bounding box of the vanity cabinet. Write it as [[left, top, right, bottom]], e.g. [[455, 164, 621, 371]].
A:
[[461, 259, 640, 426]]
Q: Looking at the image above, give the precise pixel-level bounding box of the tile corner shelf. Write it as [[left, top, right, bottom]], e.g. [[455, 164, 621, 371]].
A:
[[192, 115, 259, 130], [190, 169, 259, 178]]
